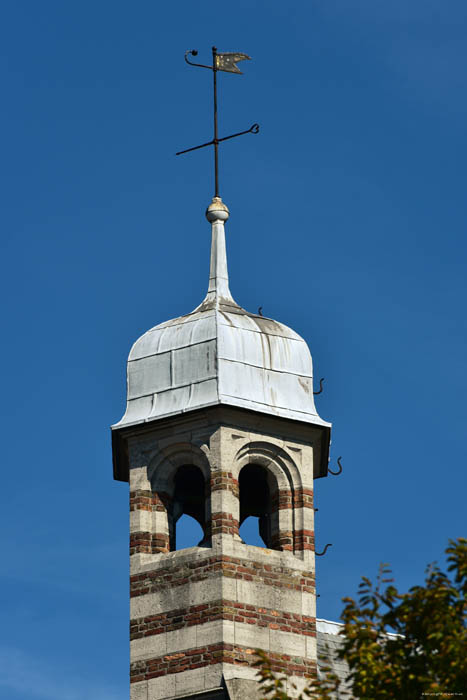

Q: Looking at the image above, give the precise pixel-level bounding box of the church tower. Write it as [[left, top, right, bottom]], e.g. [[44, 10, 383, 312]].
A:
[[112, 195, 332, 699]]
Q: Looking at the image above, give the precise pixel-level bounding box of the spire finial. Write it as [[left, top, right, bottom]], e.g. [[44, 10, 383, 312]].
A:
[[204, 196, 235, 304]]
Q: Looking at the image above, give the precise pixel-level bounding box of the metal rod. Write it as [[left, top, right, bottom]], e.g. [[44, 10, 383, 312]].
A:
[[218, 123, 259, 143], [184, 50, 212, 70], [212, 46, 219, 197], [176, 124, 259, 156], [177, 47, 259, 192], [176, 139, 215, 156]]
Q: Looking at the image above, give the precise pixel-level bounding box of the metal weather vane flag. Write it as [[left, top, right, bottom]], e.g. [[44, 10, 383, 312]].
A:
[[214, 52, 251, 74], [176, 46, 259, 197]]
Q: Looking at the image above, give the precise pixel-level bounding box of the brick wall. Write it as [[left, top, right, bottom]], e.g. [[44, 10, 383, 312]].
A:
[[125, 421, 320, 697], [131, 643, 317, 682], [130, 555, 315, 598], [131, 600, 316, 640]]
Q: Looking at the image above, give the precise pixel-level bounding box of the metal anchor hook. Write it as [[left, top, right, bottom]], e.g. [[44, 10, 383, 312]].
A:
[[313, 378, 324, 395], [328, 456, 343, 476], [315, 543, 332, 556]]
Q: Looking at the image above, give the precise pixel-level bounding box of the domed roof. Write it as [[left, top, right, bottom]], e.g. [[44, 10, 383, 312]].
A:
[[113, 197, 329, 430]]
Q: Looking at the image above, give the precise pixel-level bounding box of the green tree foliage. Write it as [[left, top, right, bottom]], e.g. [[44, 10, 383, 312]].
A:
[[255, 538, 467, 699]]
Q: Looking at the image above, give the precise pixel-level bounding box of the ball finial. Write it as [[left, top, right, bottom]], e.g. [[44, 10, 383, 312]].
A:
[[206, 196, 229, 222]]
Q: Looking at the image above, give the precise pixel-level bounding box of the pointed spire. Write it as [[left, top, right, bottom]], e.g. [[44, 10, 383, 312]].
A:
[[204, 196, 236, 305]]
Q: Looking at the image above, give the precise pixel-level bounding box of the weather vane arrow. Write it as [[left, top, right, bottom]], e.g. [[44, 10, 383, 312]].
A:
[[176, 46, 260, 198]]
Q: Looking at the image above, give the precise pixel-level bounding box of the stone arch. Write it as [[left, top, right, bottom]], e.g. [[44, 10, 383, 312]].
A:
[[148, 442, 211, 494], [234, 441, 302, 487], [148, 442, 212, 551], [235, 441, 302, 553]]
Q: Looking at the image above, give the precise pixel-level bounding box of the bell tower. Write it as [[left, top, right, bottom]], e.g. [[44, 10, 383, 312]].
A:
[[112, 197, 332, 699]]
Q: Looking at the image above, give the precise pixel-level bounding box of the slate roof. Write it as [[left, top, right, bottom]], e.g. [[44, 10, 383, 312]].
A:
[[316, 619, 352, 698]]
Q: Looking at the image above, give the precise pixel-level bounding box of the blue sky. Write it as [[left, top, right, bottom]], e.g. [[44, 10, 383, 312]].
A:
[[1, 1, 466, 698]]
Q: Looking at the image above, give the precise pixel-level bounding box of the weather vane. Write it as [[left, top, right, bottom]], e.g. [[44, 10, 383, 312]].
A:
[[176, 46, 259, 198]]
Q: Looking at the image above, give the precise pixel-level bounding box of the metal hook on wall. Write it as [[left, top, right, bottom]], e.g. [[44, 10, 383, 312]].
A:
[[315, 543, 333, 556], [313, 378, 325, 395], [328, 456, 343, 476]]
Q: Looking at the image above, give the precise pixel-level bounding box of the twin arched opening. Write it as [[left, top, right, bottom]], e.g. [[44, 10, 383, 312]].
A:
[[146, 443, 300, 554], [164, 462, 283, 552]]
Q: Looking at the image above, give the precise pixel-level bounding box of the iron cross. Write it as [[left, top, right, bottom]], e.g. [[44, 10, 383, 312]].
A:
[[176, 46, 259, 198]]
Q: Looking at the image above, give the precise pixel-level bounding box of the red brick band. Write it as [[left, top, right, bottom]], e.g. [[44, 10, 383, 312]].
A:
[[210, 471, 239, 498], [270, 532, 294, 551], [211, 511, 239, 537], [131, 488, 312, 510], [130, 490, 170, 513], [130, 555, 315, 598], [294, 529, 315, 551], [131, 488, 313, 510], [272, 488, 314, 510], [130, 490, 152, 512], [130, 643, 317, 682], [131, 599, 316, 640], [130, 532, 170, 555]]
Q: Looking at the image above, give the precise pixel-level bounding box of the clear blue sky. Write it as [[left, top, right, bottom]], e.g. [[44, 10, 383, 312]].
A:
[[1, 2, 466, 698]]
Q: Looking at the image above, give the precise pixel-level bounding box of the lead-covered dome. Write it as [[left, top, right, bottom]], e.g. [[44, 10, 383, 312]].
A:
[[113, 198, 329, 430]]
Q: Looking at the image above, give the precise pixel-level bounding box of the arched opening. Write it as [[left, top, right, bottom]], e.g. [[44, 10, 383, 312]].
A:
[[239, 464, 272, 548], [170, 465, 208, 551]]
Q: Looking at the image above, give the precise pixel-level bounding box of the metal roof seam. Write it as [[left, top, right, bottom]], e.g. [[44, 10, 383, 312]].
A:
[[217, 320, 304, 342], [128, 336, 218, 361], [218, 393, 323, 419], [217, 356, 312, 378]]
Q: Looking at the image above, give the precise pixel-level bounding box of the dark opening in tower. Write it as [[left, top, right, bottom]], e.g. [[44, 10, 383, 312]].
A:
[[170, 465, 208, 551], [239, 463, 272, 548]]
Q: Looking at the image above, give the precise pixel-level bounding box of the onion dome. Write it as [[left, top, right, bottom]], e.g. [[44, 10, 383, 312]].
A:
[[113, 197, 330, 430]]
